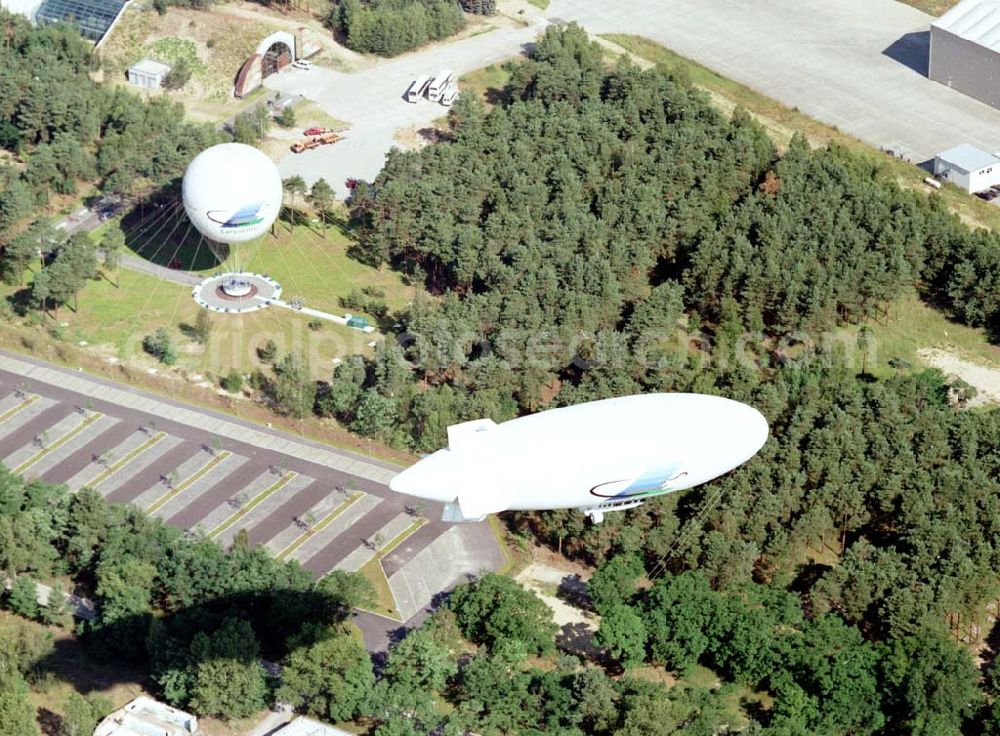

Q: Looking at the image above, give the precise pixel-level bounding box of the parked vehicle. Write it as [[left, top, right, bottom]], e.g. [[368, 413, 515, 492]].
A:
[[427, 69, 454, 102], [292, 59, 312, 70], [405, 75, 431, 103], [440, 83, 459, 107], [290, 132, 343, 153], [303, 127, 329, 136]]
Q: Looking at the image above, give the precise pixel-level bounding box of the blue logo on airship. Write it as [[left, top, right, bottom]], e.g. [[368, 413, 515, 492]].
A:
[[206, 202, 267, 230], [589, 463, 687, 499]]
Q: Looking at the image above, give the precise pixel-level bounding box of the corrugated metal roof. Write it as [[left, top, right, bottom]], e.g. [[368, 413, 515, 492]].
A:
[[933, 0, 1000, 53], [936, 143, 1000, 172]]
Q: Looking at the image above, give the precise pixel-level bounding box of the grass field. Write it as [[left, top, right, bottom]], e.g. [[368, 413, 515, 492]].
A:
[[2, 215, 419, 379], [99, 4, 281, 116], [121, 210, 414, 314], [900, 0, 956, 14], [853, 290, 1000, 375], [460, 63, 512, 107], [75, 210, 421, 377]]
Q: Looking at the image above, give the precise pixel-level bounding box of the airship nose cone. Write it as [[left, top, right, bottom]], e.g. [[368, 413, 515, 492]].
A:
[[741, 404, 770, 461], [707, 397, 768, 464], [389, 453, 455, 503], [676, 396, 769, 488]]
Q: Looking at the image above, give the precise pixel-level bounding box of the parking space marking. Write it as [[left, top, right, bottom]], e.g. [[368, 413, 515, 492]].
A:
[[0, 392, 39, 424], [21, 414, 120, 480], [334, 513, 417, 573], [209, 471, 310, 544], [387, 525, 485, 621], [93, 434, 183, 495], [146, 451, 235, 515], [9, 410, 104, 475], [279, 492, 377, 563], [65, 430, 167, 491], [0, 396, 56, 443]]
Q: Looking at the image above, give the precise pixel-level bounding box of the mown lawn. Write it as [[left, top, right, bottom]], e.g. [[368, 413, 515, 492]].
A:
[[5, 217, 420, 378], [120, 212, 415, 316], [460, 62, 513, 107]]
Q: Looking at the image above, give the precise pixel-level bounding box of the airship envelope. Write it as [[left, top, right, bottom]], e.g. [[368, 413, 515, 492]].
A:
[[389, 393, 768, 523]]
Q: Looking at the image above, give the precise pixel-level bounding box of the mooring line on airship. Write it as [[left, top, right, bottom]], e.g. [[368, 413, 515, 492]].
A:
[[647, 480, 729, 581]]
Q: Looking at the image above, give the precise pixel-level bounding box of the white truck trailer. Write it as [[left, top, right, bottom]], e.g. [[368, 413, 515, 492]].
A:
[[427, 70, 454, 102], [406, 75, 431, 103]]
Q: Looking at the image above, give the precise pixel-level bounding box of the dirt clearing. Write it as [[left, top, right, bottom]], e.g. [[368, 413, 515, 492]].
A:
[[919, 348, 1000, 406]]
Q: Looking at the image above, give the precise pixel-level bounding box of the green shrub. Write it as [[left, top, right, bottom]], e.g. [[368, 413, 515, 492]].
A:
[[257, 338, 279, 363], [142, 327, 177, 365], [7, 576, 39, 620], [221, 369, 243, 393], [275, 105, 297, 129], [327, 0, 466, 57]]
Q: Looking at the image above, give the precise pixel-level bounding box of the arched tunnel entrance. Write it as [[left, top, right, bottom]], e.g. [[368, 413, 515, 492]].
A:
[[262, 41, 292, 78], [235, 29, 305, 99]]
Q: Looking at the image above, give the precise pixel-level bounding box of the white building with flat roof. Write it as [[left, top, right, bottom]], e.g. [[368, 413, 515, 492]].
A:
[[934, 143, 1000, 193], [272, 717, 355, 736], [93, 697, 197, 736], [127, 59, 172, 90]]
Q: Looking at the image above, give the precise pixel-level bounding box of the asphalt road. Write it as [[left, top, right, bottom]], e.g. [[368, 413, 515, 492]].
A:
[[268, 0, 1000, 199]]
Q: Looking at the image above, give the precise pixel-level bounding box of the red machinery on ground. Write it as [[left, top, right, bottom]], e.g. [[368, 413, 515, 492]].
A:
[[290, 132, 343, 153]]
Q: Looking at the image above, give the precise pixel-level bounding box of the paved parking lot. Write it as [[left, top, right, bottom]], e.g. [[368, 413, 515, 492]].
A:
[[269, 0, 1000, 198], [0, 351, 503, 650]]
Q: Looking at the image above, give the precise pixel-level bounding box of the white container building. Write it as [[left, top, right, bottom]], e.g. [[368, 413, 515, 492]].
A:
[[934, 143, 1000, 193]]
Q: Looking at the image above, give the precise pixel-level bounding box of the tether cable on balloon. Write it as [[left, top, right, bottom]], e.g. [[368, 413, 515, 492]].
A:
[[135, 214, 193, 322]]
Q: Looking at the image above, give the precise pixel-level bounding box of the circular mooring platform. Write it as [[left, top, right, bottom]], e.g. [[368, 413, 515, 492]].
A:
[[192, 272, 282, 313]]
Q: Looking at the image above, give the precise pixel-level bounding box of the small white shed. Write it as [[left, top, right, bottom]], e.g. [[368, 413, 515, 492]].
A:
[[934, 143, 1000, 193], [127, 59, 172, 90]]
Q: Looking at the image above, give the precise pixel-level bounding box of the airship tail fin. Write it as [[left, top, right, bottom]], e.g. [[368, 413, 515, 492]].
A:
[[447, 418, 497, 452], [441, 502, 485, 523], [439, 487, 511, 522]]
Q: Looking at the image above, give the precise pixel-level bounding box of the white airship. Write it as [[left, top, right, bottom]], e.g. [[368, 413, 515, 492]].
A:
[[389, 393, 769, 523]]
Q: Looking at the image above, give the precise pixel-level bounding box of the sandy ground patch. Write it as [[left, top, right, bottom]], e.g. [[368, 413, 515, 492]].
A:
[[516, 562, 598, 629], [919, 348, 1000, 407]]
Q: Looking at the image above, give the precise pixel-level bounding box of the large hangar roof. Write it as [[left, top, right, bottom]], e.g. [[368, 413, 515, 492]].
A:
[[35, 0, 126, 41], [933, 0, 1000, 53]]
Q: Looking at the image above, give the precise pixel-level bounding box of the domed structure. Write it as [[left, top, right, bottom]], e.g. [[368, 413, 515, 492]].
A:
[[182, 143, 282, 245]]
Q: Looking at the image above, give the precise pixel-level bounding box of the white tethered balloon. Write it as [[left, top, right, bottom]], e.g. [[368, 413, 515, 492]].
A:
[[182, 142, 283, 245], [389, 393, 769, 523]]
